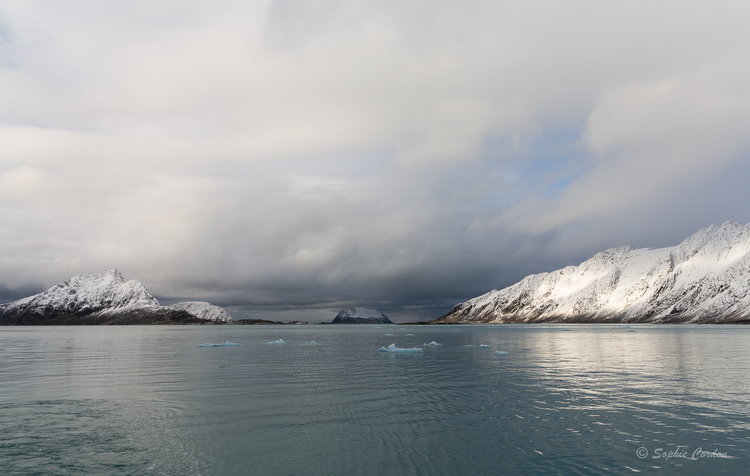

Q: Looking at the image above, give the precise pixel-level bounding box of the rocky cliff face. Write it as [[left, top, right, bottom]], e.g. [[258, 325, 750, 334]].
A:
[[0, 270, 224, 325], [332, 308, 393, 324], [437, 222, 750, 324]]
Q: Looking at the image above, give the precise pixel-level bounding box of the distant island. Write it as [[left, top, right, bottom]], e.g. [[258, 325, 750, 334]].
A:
[[332, 308, 393, 324], [435, 222, 750, 324]]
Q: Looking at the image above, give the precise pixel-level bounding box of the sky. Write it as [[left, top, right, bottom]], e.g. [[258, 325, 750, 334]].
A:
[[2, 1, 750, 322]]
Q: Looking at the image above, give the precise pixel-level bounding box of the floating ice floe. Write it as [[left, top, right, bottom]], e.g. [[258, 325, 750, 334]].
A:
[[267, 339, 286, 344], [479, 344, 491, 348], [378, 343, 422, 353], [196, 342, 240, 347], [494, 350, 509, 355], [305, 341, 317, 345], [385, 333, 394, 336], [464, 345, 477, 347], [423, 341, 441, 346]]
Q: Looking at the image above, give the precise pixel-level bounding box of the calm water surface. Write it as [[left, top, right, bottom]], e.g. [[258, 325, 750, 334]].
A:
[[1, 324, 749, 475]]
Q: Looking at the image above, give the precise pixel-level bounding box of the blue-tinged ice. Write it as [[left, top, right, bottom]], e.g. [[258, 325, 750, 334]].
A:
[[267, 339, 285, 344], [378, 343, 422, 353], [479, 344, 490, 348], [196, 342, 240, 347], [465, 345, 477, 347], [305, 341, 317, 345], [423, 341, 441, 346], [494, 350, 509, 355]]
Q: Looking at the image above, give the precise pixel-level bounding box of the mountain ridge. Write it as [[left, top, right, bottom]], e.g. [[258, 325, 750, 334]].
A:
[[436, 222, 750, 324], [0, 269, 230, 325]]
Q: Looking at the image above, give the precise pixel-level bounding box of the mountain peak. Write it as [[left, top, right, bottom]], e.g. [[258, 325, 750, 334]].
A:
[[0, 270, 225, 325]]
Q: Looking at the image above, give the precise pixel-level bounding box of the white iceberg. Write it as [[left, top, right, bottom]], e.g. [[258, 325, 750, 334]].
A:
[[378, 343, 423, 353], [305, 341, 317, 345], [423, 341, 441, 346], [267, 339, 286, 344], [196, 342, 240, 347], [494, 350, 509, 355], [479, 344, 491, 348]]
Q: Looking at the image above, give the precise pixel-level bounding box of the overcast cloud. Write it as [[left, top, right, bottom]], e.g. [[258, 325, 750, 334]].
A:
[[2, 1, 750, 322]]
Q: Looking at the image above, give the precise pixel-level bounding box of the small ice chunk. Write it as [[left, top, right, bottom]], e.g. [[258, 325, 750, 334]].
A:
[[219, 364, 231, 368], [479, 344, 490, 348], [464, 345, 477, 347], [267, 339, 286, 344], [378, 343, 422, 353], [423, 341, 441, 346], [305, 341, 317, 345], [196, 342, 240, 347], [494, 350, 509, 356], [385, 333, 394, 336]]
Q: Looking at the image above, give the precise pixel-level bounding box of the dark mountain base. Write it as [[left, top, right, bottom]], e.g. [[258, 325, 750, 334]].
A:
[[0, 308, 209, 325]]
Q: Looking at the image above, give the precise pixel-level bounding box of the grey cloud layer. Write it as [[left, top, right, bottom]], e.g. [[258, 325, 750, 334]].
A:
[[1, 1, 750, 321]]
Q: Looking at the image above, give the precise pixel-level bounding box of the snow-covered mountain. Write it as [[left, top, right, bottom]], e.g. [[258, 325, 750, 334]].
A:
[[168, 301, 233, 323], [0, 269, 228, 325], [437, 222, 750, 324], [332, 308, 393, 324]]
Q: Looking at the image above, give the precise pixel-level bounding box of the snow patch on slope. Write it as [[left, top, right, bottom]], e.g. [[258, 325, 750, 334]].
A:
[[168, 301, 233, 323]]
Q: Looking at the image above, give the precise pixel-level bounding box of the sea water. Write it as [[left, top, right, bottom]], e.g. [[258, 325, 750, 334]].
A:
[[1, 324, 749, 475]]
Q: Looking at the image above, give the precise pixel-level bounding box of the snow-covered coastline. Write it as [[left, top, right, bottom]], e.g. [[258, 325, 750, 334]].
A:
[[437, 222, 750, 324]]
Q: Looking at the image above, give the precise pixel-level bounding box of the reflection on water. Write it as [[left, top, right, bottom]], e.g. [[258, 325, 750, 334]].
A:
[[0, 325, 749, 475]]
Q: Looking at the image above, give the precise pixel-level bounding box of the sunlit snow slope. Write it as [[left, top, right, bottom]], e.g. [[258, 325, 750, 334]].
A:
[[438, 222, 750, 324]]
